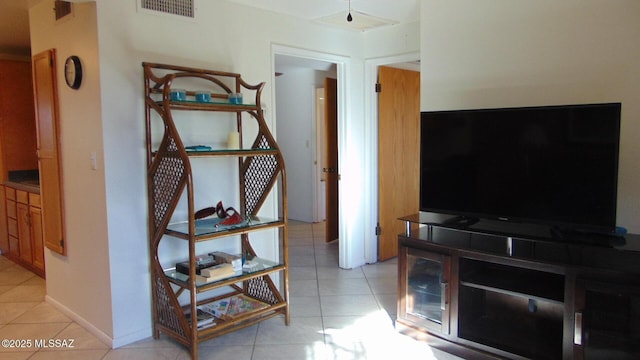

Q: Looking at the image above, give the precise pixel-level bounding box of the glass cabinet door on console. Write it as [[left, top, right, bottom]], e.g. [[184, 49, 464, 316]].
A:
[[398, 247, 451, 335], [574, 279, 640, 359]]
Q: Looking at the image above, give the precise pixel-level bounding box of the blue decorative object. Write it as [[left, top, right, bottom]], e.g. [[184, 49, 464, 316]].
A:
[[228, 93, 242, 104], [170, 89, 186, 101], [195, 91, 211, 102]]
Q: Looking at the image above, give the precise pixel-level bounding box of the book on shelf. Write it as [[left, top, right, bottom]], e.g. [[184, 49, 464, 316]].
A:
[[201, 263, 235, 278], [209, 251, 243, 271], [199, 294, 269, 320], [176, 254, 217, 276], [184, 308, 216, 329], [195, 263, 236, 284]]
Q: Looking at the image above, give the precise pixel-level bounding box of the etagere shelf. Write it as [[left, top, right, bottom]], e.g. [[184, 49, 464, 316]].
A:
[[143, 62, 289, 359]]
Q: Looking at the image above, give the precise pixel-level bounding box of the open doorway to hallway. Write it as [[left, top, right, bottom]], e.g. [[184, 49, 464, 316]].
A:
[[274, 53, 338, 244]]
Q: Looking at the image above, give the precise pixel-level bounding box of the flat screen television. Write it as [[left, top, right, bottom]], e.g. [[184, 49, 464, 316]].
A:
[[420, 102, 621, 234]]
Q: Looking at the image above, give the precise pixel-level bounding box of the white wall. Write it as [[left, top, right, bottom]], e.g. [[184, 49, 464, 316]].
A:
[[93, 0, 367, 346], [420, 0, 640, 233], [29, 0, 114, 340], [28, 0, 423, 347]]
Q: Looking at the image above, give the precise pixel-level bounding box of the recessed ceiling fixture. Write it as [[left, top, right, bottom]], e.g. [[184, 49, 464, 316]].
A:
[[347, 0, 352, 22], [318, 10, 397, 32]]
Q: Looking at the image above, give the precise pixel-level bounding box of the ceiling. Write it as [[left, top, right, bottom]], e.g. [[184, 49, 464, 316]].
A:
[[225, 0, 419, 31], [0, 0, 418, 57]]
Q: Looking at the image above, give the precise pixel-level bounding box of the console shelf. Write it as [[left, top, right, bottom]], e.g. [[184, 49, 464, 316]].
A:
[[143, 62, 289, 360], [397, 213, 640, 360], [460, 258, 565, 304]]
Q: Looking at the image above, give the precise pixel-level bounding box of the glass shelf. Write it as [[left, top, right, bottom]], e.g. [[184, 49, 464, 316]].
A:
[[164, 256, 283, 288], [167, 99, 252, 106], [154, 100, 259, 111], [184, 148, 279, 157], [166, 215, 284, 239]]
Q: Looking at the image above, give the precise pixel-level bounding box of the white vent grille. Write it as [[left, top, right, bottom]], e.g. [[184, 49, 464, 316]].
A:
[[141, 0, 194, 18]]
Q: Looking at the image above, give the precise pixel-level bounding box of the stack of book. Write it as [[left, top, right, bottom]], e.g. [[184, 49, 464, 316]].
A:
[[184, 307, 216, 329], [210, 251, 242, 271], [194, 263, 235, 284], [175, 252, 239, 284], [175, 254, 216, 275]]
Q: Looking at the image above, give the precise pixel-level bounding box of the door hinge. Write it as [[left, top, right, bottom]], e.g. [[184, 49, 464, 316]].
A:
[[375, 83, 382, 93], [375, 224, 382, 236]]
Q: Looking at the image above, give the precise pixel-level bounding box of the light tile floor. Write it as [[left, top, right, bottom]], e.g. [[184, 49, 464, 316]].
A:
[[0, 221, 459, 359]]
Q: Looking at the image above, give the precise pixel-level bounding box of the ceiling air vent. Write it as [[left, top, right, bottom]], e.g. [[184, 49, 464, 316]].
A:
[[54, 1, 72, 20], [141, 0, 194, 18]]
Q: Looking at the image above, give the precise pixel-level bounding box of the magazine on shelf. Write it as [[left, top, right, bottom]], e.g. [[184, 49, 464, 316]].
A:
[[199, 295, 269, 320]]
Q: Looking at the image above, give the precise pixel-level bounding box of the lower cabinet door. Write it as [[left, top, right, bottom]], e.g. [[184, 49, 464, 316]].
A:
[[16, 203, 32, 263], [574, 278, 640, 359], [399, 246, 451, 335], [30, 206, 45, 271]]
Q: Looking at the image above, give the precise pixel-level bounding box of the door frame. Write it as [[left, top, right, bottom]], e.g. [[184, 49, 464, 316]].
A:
[[271, 44, 353, 268], [364, 52, 420, 264]]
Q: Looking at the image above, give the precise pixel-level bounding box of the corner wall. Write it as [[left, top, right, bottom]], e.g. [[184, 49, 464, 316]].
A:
[[420, 0, 640, 232], [29, 0, 112, 340]]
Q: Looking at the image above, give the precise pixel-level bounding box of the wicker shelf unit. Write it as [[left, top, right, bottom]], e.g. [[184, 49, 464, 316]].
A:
[[143, 62, 289, 359]]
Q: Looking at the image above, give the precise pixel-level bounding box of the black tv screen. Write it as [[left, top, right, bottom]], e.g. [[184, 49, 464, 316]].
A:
[[420, 103, 621, 233]]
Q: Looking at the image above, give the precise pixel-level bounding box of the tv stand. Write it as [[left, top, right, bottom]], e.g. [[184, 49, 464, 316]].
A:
[[442, 215, 480, 227], [397, 213, 640, 360]]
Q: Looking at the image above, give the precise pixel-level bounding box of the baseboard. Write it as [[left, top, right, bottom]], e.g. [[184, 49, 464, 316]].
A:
[[45, 295, 114, 348], [45, 295, 154, 349], [111, 327, 153, 349]]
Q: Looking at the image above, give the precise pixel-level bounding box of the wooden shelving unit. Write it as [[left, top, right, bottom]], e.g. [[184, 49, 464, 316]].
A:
[[143, 62, 289, 359]]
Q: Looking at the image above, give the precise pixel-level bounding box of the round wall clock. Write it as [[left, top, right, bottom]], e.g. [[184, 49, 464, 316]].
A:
[[64, 55, 83, 89]]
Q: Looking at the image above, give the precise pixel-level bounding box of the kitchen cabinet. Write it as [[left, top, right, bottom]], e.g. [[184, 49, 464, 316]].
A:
[[2, 184, 44, 277], [0, 59, 38, 181]]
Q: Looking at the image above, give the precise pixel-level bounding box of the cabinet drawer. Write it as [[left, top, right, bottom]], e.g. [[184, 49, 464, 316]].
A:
[[7, 200, 17, 219], [29, 193, 41, 207], [8, 218, 18, 237], [6, 187, 16, 201], [17, 190, 29, 204]]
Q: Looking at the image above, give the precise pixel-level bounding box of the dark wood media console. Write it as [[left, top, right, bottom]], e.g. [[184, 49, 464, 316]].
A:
[[397, 213, 640, 360]]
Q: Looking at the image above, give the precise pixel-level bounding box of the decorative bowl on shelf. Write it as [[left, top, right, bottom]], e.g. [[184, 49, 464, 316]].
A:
[[170, 88, 186, 101], [195, 90, 211, 102], [228, 92, 243, 104]]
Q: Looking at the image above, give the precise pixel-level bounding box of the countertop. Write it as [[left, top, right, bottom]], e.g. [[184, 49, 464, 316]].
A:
[[3, 180, 40, 194]]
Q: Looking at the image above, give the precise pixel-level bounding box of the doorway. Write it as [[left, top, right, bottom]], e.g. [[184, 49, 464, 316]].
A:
[[274, 56, 338, 237], [272, 45, 350, 267]]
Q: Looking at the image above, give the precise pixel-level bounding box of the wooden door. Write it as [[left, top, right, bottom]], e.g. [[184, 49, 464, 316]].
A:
[[324, 77, 338, 242], [377, 66, 420, 260], [32, 49, 66, 255]]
